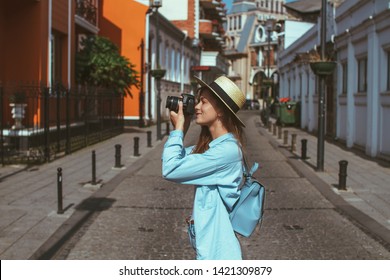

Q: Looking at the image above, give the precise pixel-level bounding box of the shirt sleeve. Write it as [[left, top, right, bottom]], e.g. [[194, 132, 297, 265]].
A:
[[162, 130, 243, 187]]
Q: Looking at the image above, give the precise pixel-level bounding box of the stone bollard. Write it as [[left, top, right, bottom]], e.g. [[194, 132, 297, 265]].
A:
[[147, 131, 152, 148], [272, 123, 277, 136], [268, 122, 272, 132], [338, 160, 348, 190], [133, 137, 140, 157], [283, 130, 289, 145], [92, 150, 96, 185], [301, 139, 308, 160], [115, 144, 122, 168], [57, 167, 64, 214], [291, 134, 297, 152], [278, 126, 282, 139]]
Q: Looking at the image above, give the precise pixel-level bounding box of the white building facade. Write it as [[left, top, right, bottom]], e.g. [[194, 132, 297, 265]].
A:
[[278, 0, 390, 160], [225, 0, 288, 100]]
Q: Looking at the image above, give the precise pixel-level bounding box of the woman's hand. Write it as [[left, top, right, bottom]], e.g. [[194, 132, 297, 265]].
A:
[[170, 101, 191, 134], [170, 101, 186, 131]]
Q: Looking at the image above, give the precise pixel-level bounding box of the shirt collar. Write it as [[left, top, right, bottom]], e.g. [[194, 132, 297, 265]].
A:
[[209, 133, 235, 148]]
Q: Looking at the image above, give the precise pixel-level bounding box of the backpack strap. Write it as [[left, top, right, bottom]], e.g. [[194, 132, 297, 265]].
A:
[[240, 146, 259, 190], [241, 146, 258, 177], [247, 162, 259, 177]]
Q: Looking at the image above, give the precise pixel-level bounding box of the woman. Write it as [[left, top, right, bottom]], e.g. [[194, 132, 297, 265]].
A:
[[162, 76, 246, 260]]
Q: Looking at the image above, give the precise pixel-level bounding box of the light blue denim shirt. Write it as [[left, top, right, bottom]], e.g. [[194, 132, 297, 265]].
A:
[[162, 130, 243, 260]]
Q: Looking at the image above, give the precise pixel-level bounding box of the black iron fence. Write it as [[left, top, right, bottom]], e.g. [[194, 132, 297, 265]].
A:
[[1, 82, 124, 165]]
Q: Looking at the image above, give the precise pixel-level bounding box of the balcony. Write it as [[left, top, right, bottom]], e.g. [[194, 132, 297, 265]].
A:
[[228, 71, 242, 81], [200, 51, 229, 74], [75, 0, 99, 33], [199, 0, 221, 9], [200, 20, 223, 40], [199, 19, 213, 35], [200, 0, 226, 22]]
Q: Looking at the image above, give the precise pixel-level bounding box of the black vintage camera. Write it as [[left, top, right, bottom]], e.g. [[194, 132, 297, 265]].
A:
[[166, 94, 195, 115]]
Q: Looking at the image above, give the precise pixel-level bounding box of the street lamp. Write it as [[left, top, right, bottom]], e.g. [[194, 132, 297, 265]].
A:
[[265, 18, 275, 100], [263, 18, 275, 118], [149, 0, 165, 140], [317, 0, 327, 172]]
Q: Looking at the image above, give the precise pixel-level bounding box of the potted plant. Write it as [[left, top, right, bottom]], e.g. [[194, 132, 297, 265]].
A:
[[9, 90, 27, 129], [150, 66, 166, 80], [308, 50, 336, 76]]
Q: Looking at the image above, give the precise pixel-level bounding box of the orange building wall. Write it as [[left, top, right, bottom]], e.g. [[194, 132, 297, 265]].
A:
[[2, 0, 47, 84], [52, 0, 68, 34], [52, 0, 70, 86], [0, 1, 5, 82], [100, 0, 147, 120]]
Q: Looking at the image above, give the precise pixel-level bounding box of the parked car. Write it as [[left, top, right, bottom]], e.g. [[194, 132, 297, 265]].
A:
[[244, 99, 260, 110]]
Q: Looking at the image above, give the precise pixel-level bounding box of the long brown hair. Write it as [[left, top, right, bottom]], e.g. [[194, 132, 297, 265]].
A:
[[192, 89, 244, 154]]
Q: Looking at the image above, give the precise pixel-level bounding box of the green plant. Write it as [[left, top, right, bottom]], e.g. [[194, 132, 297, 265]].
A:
[[76, 35, 139, 97], [150, 68, 166, 79], [294, 46, 335, 64]]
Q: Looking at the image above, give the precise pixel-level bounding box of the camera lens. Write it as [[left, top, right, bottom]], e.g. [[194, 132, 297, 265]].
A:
[[166, 96, 179, 112]]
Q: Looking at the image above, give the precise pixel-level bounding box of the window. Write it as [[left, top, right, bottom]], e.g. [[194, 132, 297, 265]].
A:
[[171, 49, 175, 81], [306, 71, 310, 96], [51, 32, 64, 86], [387, 51, 390, 91], [185, 56, 189, 83], [238, 16, 242, 30], [299, 73, 302, 100], [165, 45, 170, 78], [176, 50, 180, 82], [357, 57, 367, 92], [288, 78, 291, 97], [342, 62, 348, 94]]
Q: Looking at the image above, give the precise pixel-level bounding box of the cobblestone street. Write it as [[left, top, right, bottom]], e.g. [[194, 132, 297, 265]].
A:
[[52, 111, 390, 260]]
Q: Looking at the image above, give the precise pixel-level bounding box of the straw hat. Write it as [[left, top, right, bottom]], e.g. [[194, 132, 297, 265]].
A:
[[193, 75, 246, 127]]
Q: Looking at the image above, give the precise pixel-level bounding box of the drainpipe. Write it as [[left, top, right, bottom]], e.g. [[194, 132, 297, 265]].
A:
[[48, 0, 52, 88], [68, 0, 71, 89], [194, 0, 200, 70], [194, 0, 199, 42], [145, 8, 153, 123], [317, 0, 327, 172]]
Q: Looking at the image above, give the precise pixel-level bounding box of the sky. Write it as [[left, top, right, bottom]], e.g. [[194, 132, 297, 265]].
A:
[[223, 0, 296, 13]]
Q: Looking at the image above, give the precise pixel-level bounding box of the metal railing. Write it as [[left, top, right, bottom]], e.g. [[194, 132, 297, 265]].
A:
[[1, 82, 124, 165], [75, 0, 97, 26]]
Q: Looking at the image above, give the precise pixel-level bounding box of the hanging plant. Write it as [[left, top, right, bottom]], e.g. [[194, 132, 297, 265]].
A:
[[150, 68, 166, 80], [309, 61, 336, 76]]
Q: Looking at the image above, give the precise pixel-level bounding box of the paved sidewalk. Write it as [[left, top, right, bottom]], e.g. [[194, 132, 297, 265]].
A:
[[263, 119, 390, 236], [0, 125, 168, 259]]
